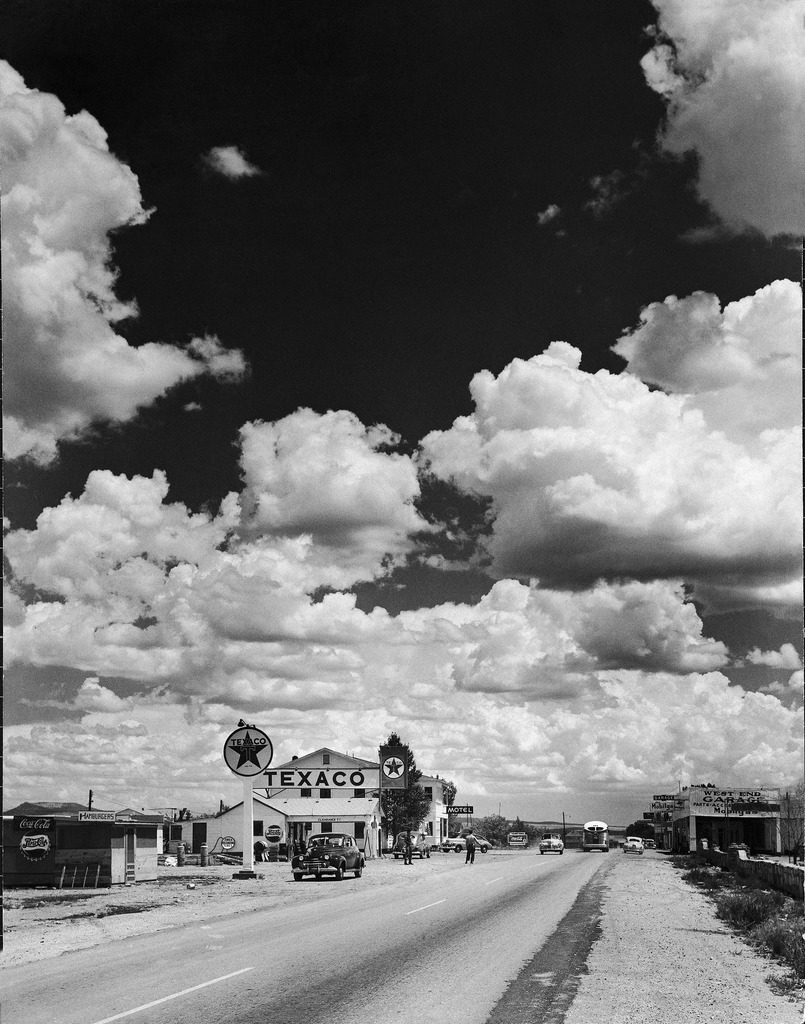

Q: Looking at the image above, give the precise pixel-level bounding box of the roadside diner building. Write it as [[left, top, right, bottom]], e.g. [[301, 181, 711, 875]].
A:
[[2, 803, 162, 887], [672, 785, 782, 854]]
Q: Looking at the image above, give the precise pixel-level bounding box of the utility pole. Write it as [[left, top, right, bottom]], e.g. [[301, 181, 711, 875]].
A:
[[88, 789, 93, 810], [562, 811, 566, 843]]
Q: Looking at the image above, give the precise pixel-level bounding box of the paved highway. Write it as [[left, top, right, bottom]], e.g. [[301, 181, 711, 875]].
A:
[[2, 852, 612, 1024]]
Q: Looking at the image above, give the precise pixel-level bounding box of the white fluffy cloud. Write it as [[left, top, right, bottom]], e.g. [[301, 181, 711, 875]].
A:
[[0, 62, 246, 463], [421, 291, 801, 613], [746, 644, 802, 670], [7, 453, 799, 814], [613, 280, 801, 441], [642, 0, 805, 236], [203, 145, 262, 178], [237, 409, 429, 584]]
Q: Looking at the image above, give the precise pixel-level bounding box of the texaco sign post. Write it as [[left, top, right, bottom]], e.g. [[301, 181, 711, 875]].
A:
[[223, 724, 274, 879], [378, 743, 408, 856]]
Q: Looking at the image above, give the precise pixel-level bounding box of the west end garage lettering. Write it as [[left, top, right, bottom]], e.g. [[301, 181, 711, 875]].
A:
[[261, 769, 377, 789]]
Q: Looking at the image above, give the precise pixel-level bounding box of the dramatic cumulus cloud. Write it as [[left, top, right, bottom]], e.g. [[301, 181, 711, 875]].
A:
[[0, 62, 246, 463], [237, 409, 429, 584], [745, 644, 802, 671], [422, 284, 801, 614], [613, 280, 801, 440], [5, 447, 800, 811], [642, 0, 805, 236], [203, 144, 262, 178]]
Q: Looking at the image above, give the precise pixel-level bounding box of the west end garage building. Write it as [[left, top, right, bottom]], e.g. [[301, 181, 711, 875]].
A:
[[191, 748, 450, 858], [672, 785, 782, 854]]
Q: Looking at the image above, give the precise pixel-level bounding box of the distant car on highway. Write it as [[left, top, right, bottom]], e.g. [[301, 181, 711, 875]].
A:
[[292, 833, 364, 880], [538, 833, 564, 855], [392, 832, 431, 859], [623, 836, 645, 855]]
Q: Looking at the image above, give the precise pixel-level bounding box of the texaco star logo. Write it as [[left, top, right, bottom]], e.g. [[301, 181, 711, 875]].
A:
[[223, 726, 273, 777], [382, 755, 404, 779]]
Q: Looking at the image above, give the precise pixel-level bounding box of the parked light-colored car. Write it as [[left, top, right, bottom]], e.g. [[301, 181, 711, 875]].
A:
[[441, 834, 491, 853], [392, 832, 431, 859]]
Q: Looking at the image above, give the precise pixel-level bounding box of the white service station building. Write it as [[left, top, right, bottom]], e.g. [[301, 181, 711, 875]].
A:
[[195, 747, 450, 859]]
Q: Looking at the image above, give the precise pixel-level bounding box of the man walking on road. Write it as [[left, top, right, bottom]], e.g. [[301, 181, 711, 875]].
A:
[[464, 829, 477, 864]]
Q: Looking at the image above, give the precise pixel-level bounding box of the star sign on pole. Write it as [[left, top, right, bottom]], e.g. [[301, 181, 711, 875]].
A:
[[383, 756, 404, 778], [235, 731, 262, 770], [223, 725, 273, 778]]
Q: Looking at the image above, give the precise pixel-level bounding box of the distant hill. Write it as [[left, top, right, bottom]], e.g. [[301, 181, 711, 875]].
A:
[[5, 801, 93, 816]]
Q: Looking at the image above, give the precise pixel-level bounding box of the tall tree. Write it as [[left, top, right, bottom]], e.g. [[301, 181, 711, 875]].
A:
[[780, 782, 805, 856], [380, 732, 432, 840], [624, 819, 655, 840], [473, 814, 508, 845]]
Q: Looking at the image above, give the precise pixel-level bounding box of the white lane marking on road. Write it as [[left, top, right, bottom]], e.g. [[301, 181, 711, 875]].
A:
[[485, 876, 503, 885], [88, 967, 255, 1024], [405, 899, 447, 915]]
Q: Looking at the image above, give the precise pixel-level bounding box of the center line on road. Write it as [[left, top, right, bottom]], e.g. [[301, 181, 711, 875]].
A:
[[88, 967, 255, 1024], [485, 876, 503, 885], [406, 899, 447, 915]]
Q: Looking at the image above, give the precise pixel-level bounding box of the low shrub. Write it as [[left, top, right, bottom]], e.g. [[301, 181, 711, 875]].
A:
[[751, 917, 805, 977], [676, 861, 805, 990], [682, 865, 727, 889], [714, 888, 786, 929]]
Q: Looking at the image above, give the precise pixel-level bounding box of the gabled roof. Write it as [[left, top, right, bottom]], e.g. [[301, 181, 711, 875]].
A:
[[201, 792, 379, 823], [273, 747, 379, 770]]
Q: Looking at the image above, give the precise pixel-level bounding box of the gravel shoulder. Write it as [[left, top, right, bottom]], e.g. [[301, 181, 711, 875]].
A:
[[3, 851, 802, 1024], [564, 851, 803, 1024]]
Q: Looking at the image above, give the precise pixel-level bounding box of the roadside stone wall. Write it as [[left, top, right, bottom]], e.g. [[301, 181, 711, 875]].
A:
[[701, 847, 804, 899]]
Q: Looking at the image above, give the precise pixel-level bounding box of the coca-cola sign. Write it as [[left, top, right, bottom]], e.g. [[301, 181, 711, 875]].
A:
[[14, 817, 53, 830], [19, 833, 51, 861]]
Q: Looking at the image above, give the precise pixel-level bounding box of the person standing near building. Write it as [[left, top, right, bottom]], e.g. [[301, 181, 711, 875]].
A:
[[404, 829, 413, 865], [464, 828, 477, 864]]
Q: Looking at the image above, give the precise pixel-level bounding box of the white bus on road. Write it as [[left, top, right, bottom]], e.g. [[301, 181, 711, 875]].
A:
[[582, 820, 609, 852]]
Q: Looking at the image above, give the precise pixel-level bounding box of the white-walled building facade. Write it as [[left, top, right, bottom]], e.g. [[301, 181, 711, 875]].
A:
[[672, 785, 782, 854], [188, 747, 451, 858]]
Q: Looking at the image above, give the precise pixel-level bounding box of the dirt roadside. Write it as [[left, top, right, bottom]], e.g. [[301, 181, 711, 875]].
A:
[[2, 852, 802, 1022], [564, 852, 803, 1024]]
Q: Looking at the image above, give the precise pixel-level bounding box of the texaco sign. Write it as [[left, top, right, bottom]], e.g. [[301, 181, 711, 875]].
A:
[[223, 726, 274, 777]]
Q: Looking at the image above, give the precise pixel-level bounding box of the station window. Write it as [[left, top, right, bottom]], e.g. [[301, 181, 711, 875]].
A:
[[320, 789, 331, 799], [253, 820, 263, 837], [300, 788, 312, 798], [354, 788, 365, 799], [320, 822, 332, 833], [322, 753, 330, 764], [354, 822, 365, 840], [424, 787, 432, 801]]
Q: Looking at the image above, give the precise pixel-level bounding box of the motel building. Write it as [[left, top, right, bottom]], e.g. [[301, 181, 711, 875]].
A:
[[671, 784, 782, 855], [193, 748, 450, 860]]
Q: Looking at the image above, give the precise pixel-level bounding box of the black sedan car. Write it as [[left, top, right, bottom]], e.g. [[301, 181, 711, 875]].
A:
[[292, 833, 365, 880]]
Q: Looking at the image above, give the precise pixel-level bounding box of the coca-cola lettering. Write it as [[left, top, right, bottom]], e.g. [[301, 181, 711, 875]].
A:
[[15, 817, 53, 830]]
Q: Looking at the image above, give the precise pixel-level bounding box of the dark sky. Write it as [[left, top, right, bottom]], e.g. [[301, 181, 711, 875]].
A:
[[4, 0, 795, 525]]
